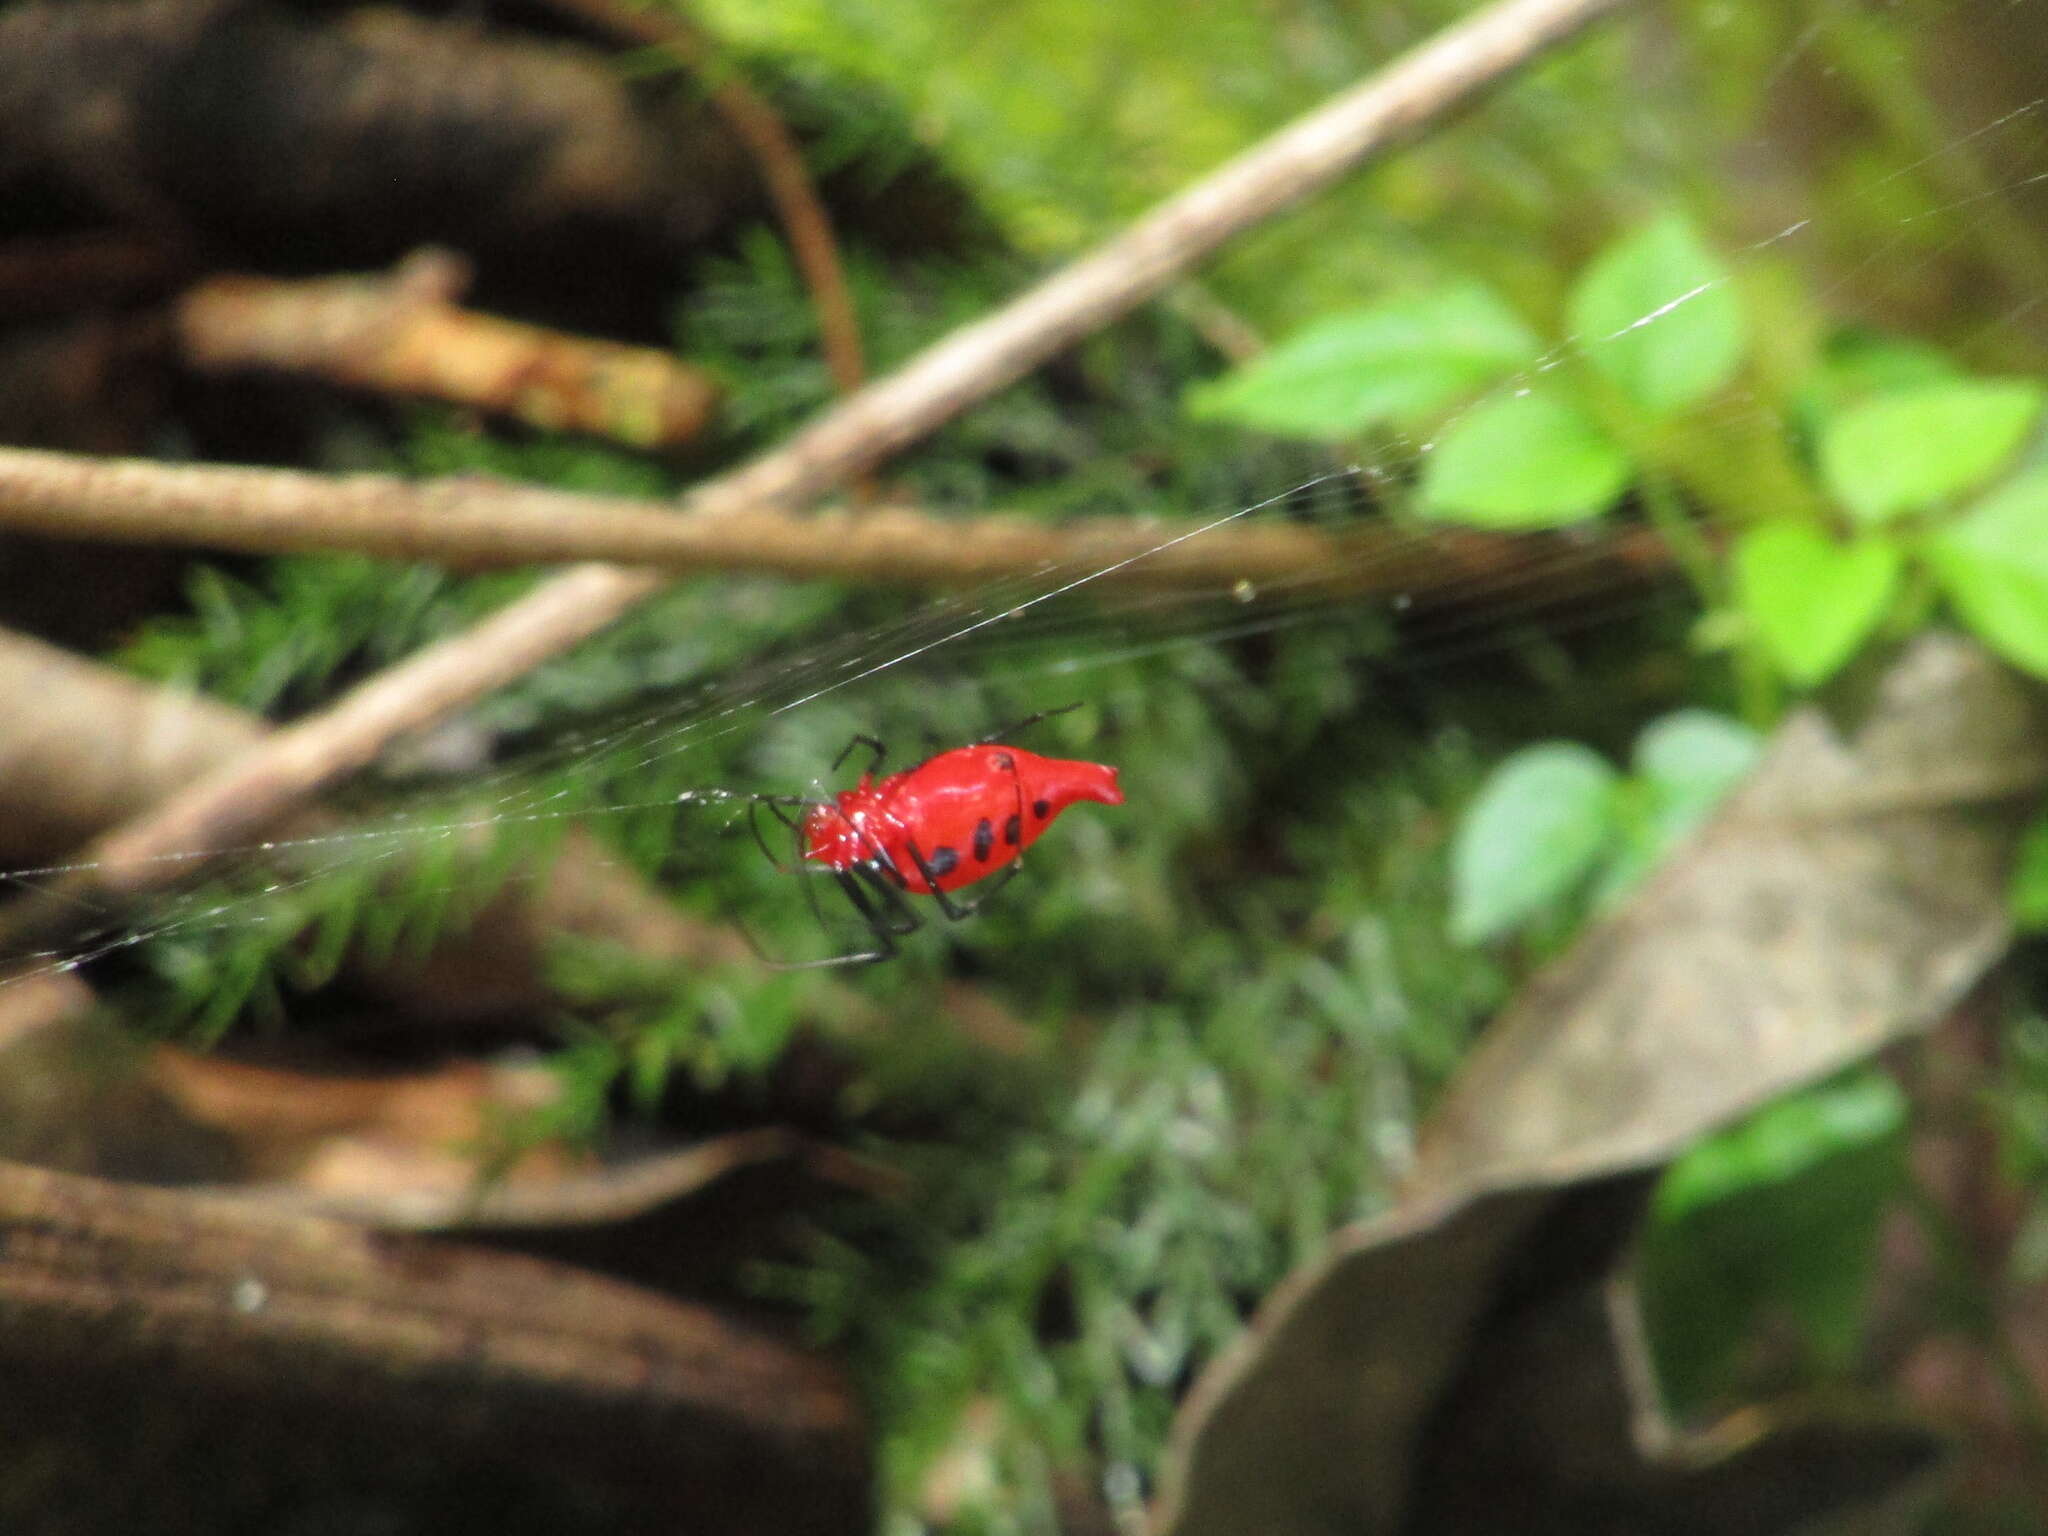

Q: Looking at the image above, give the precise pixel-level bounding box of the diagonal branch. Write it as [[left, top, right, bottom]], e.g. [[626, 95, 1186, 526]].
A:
[[10, 0, 1633, 918], [0, 625, 884, 1027], [684, 0, 1630, 519]]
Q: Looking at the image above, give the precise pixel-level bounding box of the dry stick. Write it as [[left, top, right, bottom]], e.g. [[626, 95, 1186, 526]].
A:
[[13, 0, 1631, 921], [689, 0, 1629, 517], [175, 253, 722, 449], [539, 0, 868, 401], [0, 444, 1668, 599]]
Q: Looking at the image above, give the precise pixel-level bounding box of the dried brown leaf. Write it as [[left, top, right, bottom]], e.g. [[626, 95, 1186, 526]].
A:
[[1155, 636, 2048, 1536]]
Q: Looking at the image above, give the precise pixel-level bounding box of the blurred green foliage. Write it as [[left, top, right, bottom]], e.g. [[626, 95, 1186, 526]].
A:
[[1197, 208, 2048, 698], [1447, 708, 1760, 945], [2012, 817, 2048, 934], [1994, 1013, 2048, 1288], [1640, 1069, 1910, 1411]]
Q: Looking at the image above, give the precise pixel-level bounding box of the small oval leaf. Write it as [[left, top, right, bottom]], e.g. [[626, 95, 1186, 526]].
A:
[[1820, 378, 2043, 524], [1450, 742, 1619, 943], [1420, 388, 1631, 529], [1566, 212, 1746, 417], [1732, 522, 1902, 687], [1633, 709, 1763, 839], [1925, 466, 2048, 677], [1591, 713, 1763, 911], [1187, 282, 1541, 438]]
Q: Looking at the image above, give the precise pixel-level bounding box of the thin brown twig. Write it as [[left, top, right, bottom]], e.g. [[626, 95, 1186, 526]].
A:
[[685, 0, 1631, 518], [175, 252, 721, 449], [0, 443, 1668, 600], [9, 0, 1633, 915], [540, 0, 869, 402]]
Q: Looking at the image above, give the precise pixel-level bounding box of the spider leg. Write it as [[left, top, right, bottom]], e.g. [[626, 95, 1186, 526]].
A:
[[977, 701, 1082, 744], [773, 804, 913, 966], [745, 799, 804, 872], [741, 868, 903, 970], [798, 872, 907, 967], [902, 838, 1023, 922], [852, 862, 928, 935], [687, 787, 908, 968], [832, 732, 889, 777], [707, 793, 821, 874]]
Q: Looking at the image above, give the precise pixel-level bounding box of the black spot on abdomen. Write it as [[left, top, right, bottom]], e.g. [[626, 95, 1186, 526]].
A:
[[1003, 813, 1021, 846], [972, 818, 994, 862], [925, 845, 960, 878], [1031, 798, 1051, 820]]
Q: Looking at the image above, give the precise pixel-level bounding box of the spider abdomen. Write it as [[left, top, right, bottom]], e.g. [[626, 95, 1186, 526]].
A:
[[802, 744, 1121, 894]]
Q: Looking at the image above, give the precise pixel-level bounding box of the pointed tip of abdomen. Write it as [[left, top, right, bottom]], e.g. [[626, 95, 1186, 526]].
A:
[[1083, 762, 1123, 807]]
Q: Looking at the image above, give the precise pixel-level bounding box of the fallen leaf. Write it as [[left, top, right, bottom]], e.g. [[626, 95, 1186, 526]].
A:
[[1154, 636, 2048, 1536]]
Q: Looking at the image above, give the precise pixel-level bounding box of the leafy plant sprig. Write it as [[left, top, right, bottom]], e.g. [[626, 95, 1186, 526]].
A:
[[1190, 212, 1744, 529], [1445, 708, 1761, 946], [1190, 210, 2048, 696]]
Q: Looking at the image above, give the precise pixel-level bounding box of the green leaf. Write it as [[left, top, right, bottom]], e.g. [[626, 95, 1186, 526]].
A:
[[1566, 212, 1745, 417], [1814, 328, 1962, 407], [1186, 282, 1540, 438], [1654, 1071, 1907, 1220], [1634, 710, 1762, 809], [1820, 378, 2044, 524], [1795, 329, 1964, 443], [1642, 1072, 1908, 1408], [1420, 388, 1631, 529], [629, 1018, 683, 1111], [1634, 709, 1762, 842], [2011, 812, 2048, 932], [1591, 713, 1762, 910], [1449, 742, 1619, 943], [1733, 522, 1902, 687], [1926, 467, 2048, 677]]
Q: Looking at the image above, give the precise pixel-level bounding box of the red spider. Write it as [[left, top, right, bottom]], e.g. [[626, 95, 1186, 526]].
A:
[[726, 706, 1123, 967]]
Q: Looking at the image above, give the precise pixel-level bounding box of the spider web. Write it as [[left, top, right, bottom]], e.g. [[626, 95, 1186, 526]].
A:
[[0, 470, 1675, 988], [0, 0, 2043, 1004]]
